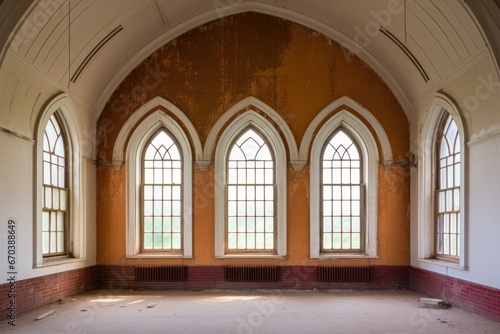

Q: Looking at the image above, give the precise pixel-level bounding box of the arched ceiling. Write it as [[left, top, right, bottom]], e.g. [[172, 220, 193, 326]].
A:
[[0, 0, 496, 119]]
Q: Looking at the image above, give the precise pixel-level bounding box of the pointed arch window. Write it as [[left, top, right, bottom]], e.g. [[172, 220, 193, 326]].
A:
[[321, 129, 363, 253], [226, 128, 275, 252], [436, 114, 461, 260], [142, 129, 183, 252], [42, 114, 68, 256], [309, 109, 380, 259]]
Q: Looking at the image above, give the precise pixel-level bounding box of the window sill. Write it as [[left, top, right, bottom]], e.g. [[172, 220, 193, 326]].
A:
[[126, 254, 193, 259], [216, 254, 286, 259], [35, 257, 86, 268], [418, 258, 468, 270], [315, 254, 378, 260]]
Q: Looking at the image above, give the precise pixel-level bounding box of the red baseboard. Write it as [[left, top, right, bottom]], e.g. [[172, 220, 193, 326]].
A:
[[96, 265, 410, 290], [0, 266, 97, 321], [410, 267, 500, 322]]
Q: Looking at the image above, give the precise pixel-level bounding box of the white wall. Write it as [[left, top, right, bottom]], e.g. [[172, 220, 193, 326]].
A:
[[410, 53, 500, 290], [465, 136, 500, 288], [0, 51, 96, 281], [0, 131, 96, 280]]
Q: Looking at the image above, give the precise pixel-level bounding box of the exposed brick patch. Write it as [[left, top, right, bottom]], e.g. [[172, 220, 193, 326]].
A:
[[0, 266, 97, 321], [411, 267, 500, 322], [96, 265, 410, 291]]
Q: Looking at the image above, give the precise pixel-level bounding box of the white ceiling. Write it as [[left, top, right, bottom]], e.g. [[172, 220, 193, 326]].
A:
[[1, 0, 495, 118]]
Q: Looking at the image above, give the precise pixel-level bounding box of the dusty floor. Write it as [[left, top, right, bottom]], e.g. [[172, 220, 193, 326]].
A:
[[1, 289, 499, 333]]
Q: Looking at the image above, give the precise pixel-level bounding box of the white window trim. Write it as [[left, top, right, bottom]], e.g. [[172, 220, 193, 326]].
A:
[[418, 94, 468, 269], [214, 110, 288, 258], [35, 94, 86, 267], [202, 96, 301, 170], [124, 110, 193, 258], [113, 97, 202, 169], [309, 110, 381, 259]]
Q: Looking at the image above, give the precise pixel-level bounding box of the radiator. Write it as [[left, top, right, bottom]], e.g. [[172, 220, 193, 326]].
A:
[[224, 266, 278, 282], [135, 266, 187, 281], [318, 266, 370, 282]]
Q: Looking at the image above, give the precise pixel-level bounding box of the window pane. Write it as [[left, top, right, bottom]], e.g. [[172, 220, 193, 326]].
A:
[[144, 234, 153, 249], [323, 217, 332, 232], [163, 217, 171, 232], [163, 234, 172, 249], [42, 211, 50, 230], [42, 232, 50, 254], [144, 217, 153, 232], [333, 217, 341, 232], [172, 233, 181, 249], [60, 189, 67, 210]]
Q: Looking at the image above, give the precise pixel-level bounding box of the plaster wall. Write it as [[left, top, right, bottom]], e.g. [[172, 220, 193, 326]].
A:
[[96, 14, 410, 267]]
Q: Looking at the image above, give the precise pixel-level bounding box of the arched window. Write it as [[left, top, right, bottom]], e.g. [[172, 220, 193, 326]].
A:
[[42, 114, 68, 256], [35, 94, 87, 267], [142, 129, 183, 252], [435, 113, 461, 260], [121, 107, 194, 259], [321, 129, 363, 253], [418, 94, 466, 268], [213, 109, 288, 258], [226, 128, 275, 252], [309, 109, 381, 259]]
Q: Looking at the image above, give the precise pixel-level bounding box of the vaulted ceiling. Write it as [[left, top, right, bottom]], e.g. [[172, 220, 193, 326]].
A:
[[1, 0, 499, 119]]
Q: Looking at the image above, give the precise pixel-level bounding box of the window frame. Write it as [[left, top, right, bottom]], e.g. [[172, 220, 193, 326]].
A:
[[140, 128, 184, 254], [320, 127, 365, 254], [225, 126, 277, 254], [41, 113, 70, 257], [35, 97, 86, 268], [434, 113, 461, 262], [418, 94, 467, 269], [214, 111, 287, 258], [125, 111, 193, 258], [310, 110, 380, 259]]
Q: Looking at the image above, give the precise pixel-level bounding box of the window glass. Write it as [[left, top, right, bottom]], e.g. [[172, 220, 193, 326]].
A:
[[321, 129, 363, 253], [227, 128, 275, 251], [142, 130, 183, 251], [436, 115, 460, 258], [42, 115, 67, 256]]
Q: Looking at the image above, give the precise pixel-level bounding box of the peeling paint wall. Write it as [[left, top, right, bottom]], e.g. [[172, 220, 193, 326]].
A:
[[97, 13, 409, 266]]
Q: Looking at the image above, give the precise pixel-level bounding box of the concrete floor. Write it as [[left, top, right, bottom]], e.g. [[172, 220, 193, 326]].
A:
[[2, 290, 499, 333]]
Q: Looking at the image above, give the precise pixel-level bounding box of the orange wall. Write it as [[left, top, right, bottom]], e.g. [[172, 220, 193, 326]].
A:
[[96, 13, 410, 266]]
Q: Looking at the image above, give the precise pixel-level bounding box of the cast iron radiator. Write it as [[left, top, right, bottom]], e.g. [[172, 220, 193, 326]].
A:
[[318, 266, 370, 282], [135, 265, 187, 281], [224, 265, 278, 282]]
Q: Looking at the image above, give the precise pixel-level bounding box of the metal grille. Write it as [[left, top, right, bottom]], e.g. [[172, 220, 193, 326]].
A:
[[224, 266, 278, 282], [318, 266, 370, 282], [135, 266, 186, 281]]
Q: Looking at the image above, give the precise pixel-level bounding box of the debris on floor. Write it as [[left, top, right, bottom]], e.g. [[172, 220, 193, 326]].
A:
[[147, 303, 157, 308], [35, 310, 55, 321], [419, 297, 450, 309]]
